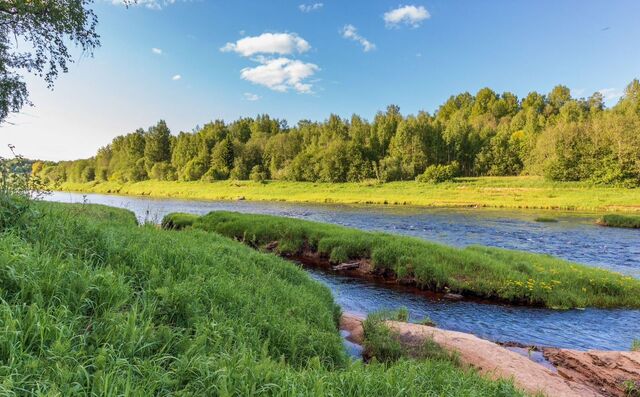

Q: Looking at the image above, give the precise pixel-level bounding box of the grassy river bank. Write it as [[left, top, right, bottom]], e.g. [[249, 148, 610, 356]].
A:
[[163, 211, 640, 309], [56, 176, 640, 213], [0, 200, 526, 395]]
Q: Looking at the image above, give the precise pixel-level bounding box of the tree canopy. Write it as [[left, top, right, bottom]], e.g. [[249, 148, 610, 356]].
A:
[[34, 80, 640, 187], [0, 0, 100, 123]]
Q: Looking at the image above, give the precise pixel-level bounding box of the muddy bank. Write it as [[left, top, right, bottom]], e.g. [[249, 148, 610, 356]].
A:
[[275, 243, 512, 306], [341, 313, 640, 397]]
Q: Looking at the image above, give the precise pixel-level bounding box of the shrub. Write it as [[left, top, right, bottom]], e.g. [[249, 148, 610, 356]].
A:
[[149, 161, 177, 181], [249, 165, 268, 182], [416, 162, 459, 183], [0, 145, 49, 230], [632, 339, 640, 352]]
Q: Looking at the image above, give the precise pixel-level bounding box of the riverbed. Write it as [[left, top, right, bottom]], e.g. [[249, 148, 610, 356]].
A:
[[47, 191, 640, 350]]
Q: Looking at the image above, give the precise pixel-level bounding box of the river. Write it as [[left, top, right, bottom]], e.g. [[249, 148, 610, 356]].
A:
[[47, 191, 640, 351]]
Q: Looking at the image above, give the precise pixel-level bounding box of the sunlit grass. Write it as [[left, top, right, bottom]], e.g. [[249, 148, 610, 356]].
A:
[[0, 201, 525, 396], [57, 175, 640, 213], [167, 210, 640, 309], [596, 214, 640, 229]]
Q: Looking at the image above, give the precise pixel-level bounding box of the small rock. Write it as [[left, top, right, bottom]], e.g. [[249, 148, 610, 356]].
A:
[[443, 293, 464, 301], [333, 262, 360, 271]]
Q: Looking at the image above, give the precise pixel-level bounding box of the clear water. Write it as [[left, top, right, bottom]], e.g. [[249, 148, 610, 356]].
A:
[[47, 191, 640, 350]]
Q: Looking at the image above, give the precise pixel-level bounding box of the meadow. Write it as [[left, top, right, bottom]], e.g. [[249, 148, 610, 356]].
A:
[[0, 199, 524, 396], [164, 211, 640, 309], [57, 175, 640, 213]]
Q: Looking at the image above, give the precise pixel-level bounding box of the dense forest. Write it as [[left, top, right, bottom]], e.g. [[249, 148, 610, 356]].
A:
[[34, 80, 640, 187]]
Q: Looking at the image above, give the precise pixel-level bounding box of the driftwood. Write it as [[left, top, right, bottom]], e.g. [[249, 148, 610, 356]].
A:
[[332, 262, 360, 271]]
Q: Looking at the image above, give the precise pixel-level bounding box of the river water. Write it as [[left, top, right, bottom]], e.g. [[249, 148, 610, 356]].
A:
[[47, 191, 640, 351]]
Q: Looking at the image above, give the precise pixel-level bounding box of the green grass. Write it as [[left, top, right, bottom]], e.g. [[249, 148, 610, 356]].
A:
[[362, 309, 457, 365], [0, 199, 525, 396], [596, 214, 640, 229], [165, 211, 640, 309], [56, 175, 640, 213], [534, 217, 558, 223]]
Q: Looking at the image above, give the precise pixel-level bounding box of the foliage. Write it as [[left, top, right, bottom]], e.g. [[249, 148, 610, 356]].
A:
[[0, 144, 48, 229], [0, 0, 100, 123], [632, 339, 640, 352], [167, 210, 640, 309], [35, 79, 640, 187], [597, 214, 640, 229], [416, 162, 459, 183], [0, 201, 524, 396]]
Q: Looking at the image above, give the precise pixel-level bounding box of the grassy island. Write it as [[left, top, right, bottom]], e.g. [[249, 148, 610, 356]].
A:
[[0, 200, 525, 395], [596, 214, 640, 229], [163, 211, 640, 309]]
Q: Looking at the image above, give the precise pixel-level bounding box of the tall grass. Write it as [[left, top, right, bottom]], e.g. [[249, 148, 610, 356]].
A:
[[167, 211, 640, 309], [0, 200, 524, 396], [597, 214, 640, 229]]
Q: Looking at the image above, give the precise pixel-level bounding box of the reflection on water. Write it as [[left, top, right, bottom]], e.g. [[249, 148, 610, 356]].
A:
[[47, 191, 640, 350]]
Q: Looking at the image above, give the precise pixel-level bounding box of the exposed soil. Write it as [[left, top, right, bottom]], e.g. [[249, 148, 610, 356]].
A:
[[341, 313, 640, 397], [266, 241, 517, 306]]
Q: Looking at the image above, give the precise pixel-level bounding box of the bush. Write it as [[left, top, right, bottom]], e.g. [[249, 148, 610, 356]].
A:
[[0, 145, 49, 229], [249, 165, 268, 182], [416, 162, 459, 183], [149, 161, 176, 181]]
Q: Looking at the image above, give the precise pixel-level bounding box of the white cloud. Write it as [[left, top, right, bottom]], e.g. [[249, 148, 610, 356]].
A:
[[243, 93, 260, 101], [220, 33, 311, 57], [151, 47, 163, 55], [384, 5, 430, 28], [172, 74, 182, 81], [341, 25, 376, 52], [598, 88, 623, 102], [109, 0, 184, 11], [299, 3, 323, 12], [571, 88, 585, 97], [240, 57, 319, 93]]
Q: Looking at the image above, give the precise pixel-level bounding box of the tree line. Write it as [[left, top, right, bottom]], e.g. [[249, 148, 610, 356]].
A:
[[34, 79, 640, 186]]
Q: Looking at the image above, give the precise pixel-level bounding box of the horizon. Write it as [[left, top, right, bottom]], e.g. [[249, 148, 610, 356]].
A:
[[2, 0, 640, 161]]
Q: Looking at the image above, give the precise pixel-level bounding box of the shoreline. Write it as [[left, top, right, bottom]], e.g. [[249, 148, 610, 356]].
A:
[[53, 177, 640, 214], [340, 313, 640, 397]]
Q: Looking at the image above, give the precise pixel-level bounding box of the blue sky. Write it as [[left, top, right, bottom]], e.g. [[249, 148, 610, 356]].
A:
[[3, 0, 640, 160]]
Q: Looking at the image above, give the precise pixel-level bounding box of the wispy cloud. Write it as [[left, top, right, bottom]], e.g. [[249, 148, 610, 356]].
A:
[[221, 32, 310, 57], [109, 0, 186, 11], [341, 25, 376, 52], [384, 5, 430, 28], [598, 87, 623, 102], [172, 74, 182, 81], [151, 47, 163, 55], [243, 93, 260, 101], [299, 3, 323, 12], [240, 57, 319, 94]]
